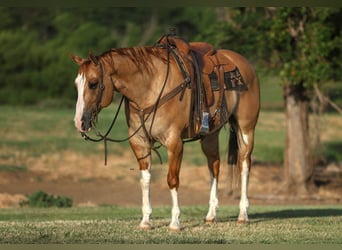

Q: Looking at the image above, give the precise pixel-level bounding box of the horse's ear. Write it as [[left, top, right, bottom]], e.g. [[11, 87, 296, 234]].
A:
[[88, 51, 99, 65], [69, 53, 85, 65]]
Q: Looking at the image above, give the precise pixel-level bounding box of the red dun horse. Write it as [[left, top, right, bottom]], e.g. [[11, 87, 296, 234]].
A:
[[70, 35, 259, 231]]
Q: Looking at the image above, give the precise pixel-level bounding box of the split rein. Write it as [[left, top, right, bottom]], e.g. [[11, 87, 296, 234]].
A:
[[80, 42, 196, 166], [80, 95, 128, 166], [81, 94, 168, 166]]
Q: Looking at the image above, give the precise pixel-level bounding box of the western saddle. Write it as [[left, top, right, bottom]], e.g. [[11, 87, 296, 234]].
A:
[[156, 31, 247, 136]]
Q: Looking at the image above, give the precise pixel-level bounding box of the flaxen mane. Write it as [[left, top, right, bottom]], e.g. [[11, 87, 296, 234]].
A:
[[100, 47, 167, 73]]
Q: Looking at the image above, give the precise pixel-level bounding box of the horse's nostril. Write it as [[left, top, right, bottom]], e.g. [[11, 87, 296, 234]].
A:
[[81, 122, 86, 131], [81, 118, 92, 132]]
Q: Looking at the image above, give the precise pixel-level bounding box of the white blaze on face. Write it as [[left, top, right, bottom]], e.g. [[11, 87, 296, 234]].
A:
[[74, 73, 86, 132]]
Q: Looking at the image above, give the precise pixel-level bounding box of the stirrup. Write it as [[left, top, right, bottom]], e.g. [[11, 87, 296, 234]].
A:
[[199, 112, 209, 135]]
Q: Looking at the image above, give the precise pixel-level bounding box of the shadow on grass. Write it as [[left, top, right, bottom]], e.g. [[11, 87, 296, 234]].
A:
[[216, 208, 342, 223], [251, 208, 342, 220]]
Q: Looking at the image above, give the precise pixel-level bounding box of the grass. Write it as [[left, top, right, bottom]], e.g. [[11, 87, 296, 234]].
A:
[[0, 104, 341, 168], [0, 164, 27, 172], [0, 76, 341, 244], [258, 74, 284, 111], [1, 73, 340, 166], [0, 105, 130, 168], [1, 73, 341, 163], [0, 74, 342, 166], [0, 205, 341, 243]]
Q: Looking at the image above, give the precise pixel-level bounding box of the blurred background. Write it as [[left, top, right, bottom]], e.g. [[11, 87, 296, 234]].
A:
[[0, 7, 341, 208]]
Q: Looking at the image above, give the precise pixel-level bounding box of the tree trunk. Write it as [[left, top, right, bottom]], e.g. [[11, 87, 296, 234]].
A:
[[284, 83, 314, 195]]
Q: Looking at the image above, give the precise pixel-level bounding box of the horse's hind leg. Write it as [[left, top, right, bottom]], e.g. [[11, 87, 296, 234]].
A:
[[236, 126, 256, 223], [201, 130, 220, 223]]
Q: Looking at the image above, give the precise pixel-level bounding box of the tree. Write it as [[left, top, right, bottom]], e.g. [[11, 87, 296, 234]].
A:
[[267, 7, 341, 195], [183, 7, 340, 195], [0, 7, 218, 105]]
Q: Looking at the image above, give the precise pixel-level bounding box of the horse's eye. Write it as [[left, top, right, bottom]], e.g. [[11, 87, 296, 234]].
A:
[[89, 81, 99, 90]]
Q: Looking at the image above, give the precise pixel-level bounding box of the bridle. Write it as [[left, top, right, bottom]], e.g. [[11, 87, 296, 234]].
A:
[[79, 39, 198, 165], [81, 56, 170, 165], [93, 62, 106, 120], [80, 58, 138, 165]]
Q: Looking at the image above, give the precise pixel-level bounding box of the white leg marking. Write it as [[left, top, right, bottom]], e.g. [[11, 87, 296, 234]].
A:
[[206, 175, 219, 222], [169, 188, 181, 230], [239, 133, 250, 222], [139, 168, 152, 229], [74, 73, 86, 132], [242, 133, 249, 146], [238, 160, 249, 222]]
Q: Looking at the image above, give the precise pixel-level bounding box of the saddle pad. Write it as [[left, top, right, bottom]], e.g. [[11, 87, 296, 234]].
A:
[[223, 67, 248, 91]]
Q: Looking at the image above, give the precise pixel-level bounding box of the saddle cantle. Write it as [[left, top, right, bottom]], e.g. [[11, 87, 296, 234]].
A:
[[156, 33, 247, 135]]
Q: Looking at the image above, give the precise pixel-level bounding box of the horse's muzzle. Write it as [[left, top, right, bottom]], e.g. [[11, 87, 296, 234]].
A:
[[81, 111, 93, 132]]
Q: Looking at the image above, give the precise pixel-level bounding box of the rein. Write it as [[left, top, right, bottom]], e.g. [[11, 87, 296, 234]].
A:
[[81, 40, 199, 165], [81, 95, 129, 165]]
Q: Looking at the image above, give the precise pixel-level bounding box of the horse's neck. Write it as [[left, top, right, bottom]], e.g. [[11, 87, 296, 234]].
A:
[[105, 49, 165, 109]]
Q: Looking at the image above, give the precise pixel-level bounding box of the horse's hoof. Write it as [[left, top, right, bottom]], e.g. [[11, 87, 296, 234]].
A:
[[205, 218, 216, 224], [168, 224, 182, 232], [168, 227, 181, 232], [139, 222, 152, 230], [237, 219, 248, 224]]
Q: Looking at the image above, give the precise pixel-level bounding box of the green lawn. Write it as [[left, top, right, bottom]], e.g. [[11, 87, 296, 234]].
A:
[[1, 73, 341, 167], [258, 74, 284, 111], [0, 205, 341, 243], [0, 75, 341, 244], [1, 103, 341, 168]]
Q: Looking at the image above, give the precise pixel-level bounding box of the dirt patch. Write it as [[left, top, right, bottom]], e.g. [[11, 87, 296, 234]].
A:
[[0, 151, 341, 208], [0, 193, 27, 208]]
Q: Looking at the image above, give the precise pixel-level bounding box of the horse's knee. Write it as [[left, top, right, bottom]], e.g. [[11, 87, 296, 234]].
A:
[[167, 173, 179, 189]]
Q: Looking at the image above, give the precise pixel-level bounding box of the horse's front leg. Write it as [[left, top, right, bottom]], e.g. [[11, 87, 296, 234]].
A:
[[166, 137, 183, 231], [140, 162, 152, 229], [129, 134, 153, 230], [201, 131, 220, 223]]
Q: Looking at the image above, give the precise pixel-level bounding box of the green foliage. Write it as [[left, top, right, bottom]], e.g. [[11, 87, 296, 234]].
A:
[[197, 8, 271, 63], [267, 7, 341, 88], [0, 7, 208, 105], [0, 7, 340, 105], [21, 191, 73, 208]]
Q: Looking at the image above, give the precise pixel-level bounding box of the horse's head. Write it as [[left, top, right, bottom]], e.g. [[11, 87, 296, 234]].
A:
[[70, 52, 114, 133]]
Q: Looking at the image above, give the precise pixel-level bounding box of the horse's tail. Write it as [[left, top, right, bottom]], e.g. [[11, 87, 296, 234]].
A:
[[227, 125, 240, 195]]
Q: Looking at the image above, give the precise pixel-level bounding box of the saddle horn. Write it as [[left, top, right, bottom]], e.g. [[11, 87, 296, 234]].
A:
[[88, 51, 99, 65]]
